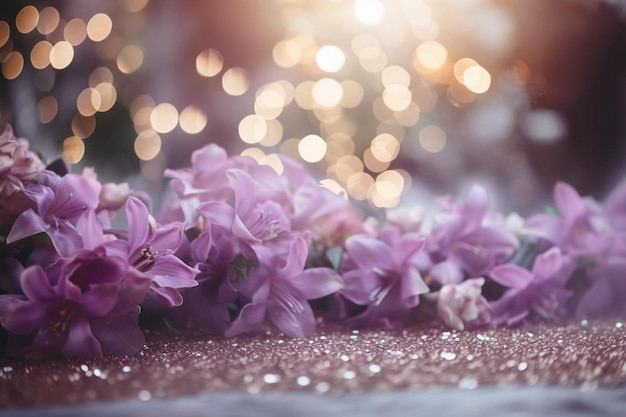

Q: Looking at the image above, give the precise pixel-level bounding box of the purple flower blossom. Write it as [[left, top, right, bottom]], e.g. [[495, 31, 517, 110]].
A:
[[523, 182, 612, 257], [422, 185, 519, 285], [7, 172, 100, 257], [0, 248, 152, 359], [437, 277, 491, 331], [340, 226, 429, 328], [489, 247, 575, 326], [226, 236, 343, 338], [104, 197, 199, 308], [197, 168, 292, 264]]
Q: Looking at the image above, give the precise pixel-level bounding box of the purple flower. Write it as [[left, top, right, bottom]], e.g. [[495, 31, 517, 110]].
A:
[[104, 197, 199, 307], [0, 249, 152, 359], [437, 277, 491, 331], [423, 185, 519, 285], [489, 247, 575, 326], [340, 226, 429, 328], [523, 182, 612, 257], [197, 168, 292, 264], [226, 236, 344, 338], [576, 254, 626, 317], [7, 172, 100, 257]]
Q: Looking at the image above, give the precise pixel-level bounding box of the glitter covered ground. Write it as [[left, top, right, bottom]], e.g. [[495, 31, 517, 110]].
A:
[[1, 316, 626, 411]]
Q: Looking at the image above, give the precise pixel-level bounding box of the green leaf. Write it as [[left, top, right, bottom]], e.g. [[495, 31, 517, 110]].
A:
[[543, 205, 558, 216], [325, 246, 343, 271]]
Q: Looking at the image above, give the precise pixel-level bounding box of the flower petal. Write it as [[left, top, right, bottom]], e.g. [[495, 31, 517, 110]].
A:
[[225, 301, 267, 337], [20, 265, 56, 301], [151, 256, 199, 289], [268, 295, 315, 338], [286, 267, 344, 300], [532, 247, 563, 282], [6, 209, 47, 244], [151, 222, 184, 252], [126, 196, 153, 253], [227, 169, 256, 217], [150, 286, 184, 307], [0, 296, 48, 334], [76, 209, 104, 250], [60, 314, 102, 358], [554, 181, 582, 221], [345, 235, 396, 271], [400, 267, 429, 308], [89, 312, 146, 356], [341, 269, 383, 305], [82, 283, 119, 317], [278, 237, 308, 280], [489, 264, 533, 290], [461, 185, 489, 231]]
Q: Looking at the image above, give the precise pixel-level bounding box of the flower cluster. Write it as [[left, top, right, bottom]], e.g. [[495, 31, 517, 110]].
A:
[[1, 125, 625, 359]]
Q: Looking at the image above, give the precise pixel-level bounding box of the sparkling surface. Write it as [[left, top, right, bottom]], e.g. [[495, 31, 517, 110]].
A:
[[2, 317, 626, 407]]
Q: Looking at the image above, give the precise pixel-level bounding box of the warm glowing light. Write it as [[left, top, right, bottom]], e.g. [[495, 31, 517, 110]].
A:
[[117, 44, 144, 74], [375, 170, 404, 199], [49, 41, 74, 70], [77, 88, 100, 116], [38, 96, 58, 124], [239, 114, 267, 144], [370, 133, 400, 162], [382, 65, 411, 88], [16, 6, 39, 34], [383, 85, 412, 111], [0, 21, 9, 48], [298, 134, 327, 163], [416, 41, 447, 71], [419, 125, 447, 153], [87, 13, 113, 42], [123, 0, 150, 13], [179, 105, 207, 134], [463, 65, 491, 94], [89, 67, 114, 87], [134, 130, 162, 161], [64, 18, 87, 46], [363, 148, 390, 173], [358, 47, 387, 73], [37, 7, 59, 35], [372, 97, 393, 122], [340, 80, 364, 108], [259, 119, 283, 147], [71, 114, 96, 138], [394, 102, 420, 127], [453, 58, 479, 83], [294, 81, 315, 110], [332, 155, 364, 182], [2, 52, 24, 80], [312, 78, 343, 108], [447, 80, 476, 105], [196, 48, 223, 77], [93, 82, 117, 112], [255, 84, 286, 120], [316, 45, 345, 73], [30, 40, 52, 69], [63, 136, 85, 164], [150, 103, 178, 133], [354, 0, 385, 26], [347, 172, 374, 201], [273, 39, 302, 68], [222, 67, 249, 96], [241, 147, 266, 164]]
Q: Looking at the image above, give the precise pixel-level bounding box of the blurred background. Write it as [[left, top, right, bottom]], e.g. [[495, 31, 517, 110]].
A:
[[1, 0, 625, 214]]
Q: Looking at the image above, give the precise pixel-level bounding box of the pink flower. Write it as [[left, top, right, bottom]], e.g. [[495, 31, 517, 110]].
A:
[[437, 278, 491, 331]]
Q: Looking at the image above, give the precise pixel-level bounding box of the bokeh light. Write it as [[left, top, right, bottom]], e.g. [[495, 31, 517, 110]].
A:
[[196, 48, 224, 77], [16, 6, 39, 34], [150, 103, 179, 133], [179, 105, 207, 134], [2, 52, 24, 80], [62, 136, 85, 164], [298, 134, 327, 163], [222, 67, 249, 96], [117, 44, 144, 74], [134, 130, 162, 161], [87, 13, 113, 42], [316, 45, 346, 73]]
